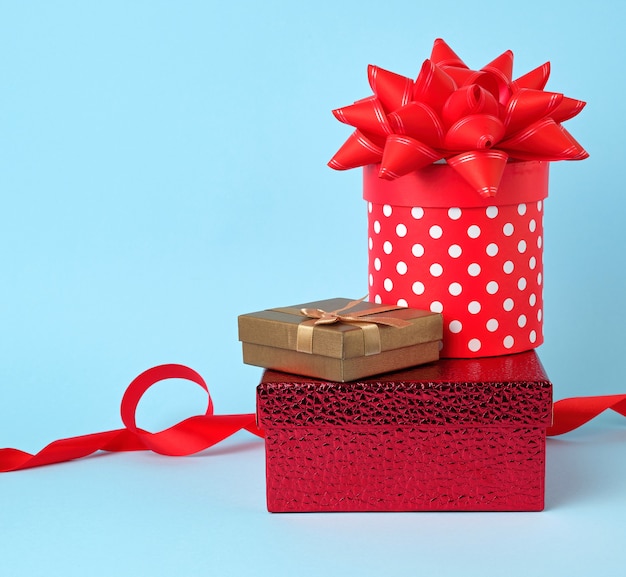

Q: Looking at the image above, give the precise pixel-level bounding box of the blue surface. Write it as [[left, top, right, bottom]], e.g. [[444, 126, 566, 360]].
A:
[[1, 1, 625, 575]]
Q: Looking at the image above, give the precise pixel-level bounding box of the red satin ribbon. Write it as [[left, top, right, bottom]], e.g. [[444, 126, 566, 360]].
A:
[[1, 364, 624, 472], [0, 364, 263, 473], [547, 394, 626, 436]]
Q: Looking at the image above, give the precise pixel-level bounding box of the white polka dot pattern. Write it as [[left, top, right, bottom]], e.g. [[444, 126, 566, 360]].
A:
[[367, 200, 545, 357]]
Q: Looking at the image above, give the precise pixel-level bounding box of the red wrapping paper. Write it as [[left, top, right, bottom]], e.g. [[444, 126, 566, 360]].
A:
[[257, 351, 553, 512]]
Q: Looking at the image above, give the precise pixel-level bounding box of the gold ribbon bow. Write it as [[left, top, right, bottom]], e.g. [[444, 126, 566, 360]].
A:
[[296, 296, 412, 356]]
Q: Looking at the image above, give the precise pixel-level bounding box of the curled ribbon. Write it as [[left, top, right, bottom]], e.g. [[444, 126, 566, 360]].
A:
[[0, 364, 263, 473], [297, 296, 412, 356], [329, 38, 588, 197]]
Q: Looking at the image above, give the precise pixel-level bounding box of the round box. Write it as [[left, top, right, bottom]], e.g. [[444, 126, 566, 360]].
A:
[[364, 160, 549, 358]]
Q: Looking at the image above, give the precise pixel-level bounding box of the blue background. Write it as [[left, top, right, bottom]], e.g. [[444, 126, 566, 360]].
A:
[[1, 1, 625, 575]]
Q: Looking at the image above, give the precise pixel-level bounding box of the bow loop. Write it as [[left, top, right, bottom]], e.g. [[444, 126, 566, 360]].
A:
[[329, 39, 587, 197], [297, 297, 411, 356]]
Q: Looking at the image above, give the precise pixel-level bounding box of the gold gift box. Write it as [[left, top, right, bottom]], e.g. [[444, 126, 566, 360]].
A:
[[238, 297, 443, 382]]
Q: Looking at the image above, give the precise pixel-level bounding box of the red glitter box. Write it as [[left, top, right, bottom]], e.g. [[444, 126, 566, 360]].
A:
[[257, 350, 553, 512]]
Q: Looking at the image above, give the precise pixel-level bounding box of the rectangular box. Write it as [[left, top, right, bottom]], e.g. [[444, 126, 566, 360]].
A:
[[257, 350, 553, 512], [239, 297, 442, 382]]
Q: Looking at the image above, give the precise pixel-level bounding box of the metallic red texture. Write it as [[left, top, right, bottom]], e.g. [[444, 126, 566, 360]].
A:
[[257, 351, 552, 512]]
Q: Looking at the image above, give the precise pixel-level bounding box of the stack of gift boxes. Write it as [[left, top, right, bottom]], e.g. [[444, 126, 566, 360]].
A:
[[238, 39, 587, 512]]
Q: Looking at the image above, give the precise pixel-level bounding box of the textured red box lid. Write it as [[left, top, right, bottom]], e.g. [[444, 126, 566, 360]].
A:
[[257, 351, 553, 512]]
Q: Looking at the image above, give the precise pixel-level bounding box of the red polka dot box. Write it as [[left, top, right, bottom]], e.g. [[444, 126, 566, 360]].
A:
[[328, 38, 588, 358], [364, 161, 547, 357]]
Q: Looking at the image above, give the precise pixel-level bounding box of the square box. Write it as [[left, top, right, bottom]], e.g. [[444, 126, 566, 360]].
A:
[[257, 350, 553, 512], [239, 297, 442, 382]]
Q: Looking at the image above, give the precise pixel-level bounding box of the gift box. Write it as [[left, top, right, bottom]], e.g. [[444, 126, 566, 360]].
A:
[[364, 160, 548, 357], [328, 39, 587, 358], [238, 297, 442, 382], [257, 350, 553, 512]]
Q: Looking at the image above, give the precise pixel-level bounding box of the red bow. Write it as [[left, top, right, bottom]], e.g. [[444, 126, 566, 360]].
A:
[[329, 38, 588, 198]]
